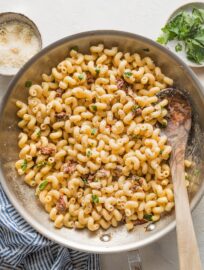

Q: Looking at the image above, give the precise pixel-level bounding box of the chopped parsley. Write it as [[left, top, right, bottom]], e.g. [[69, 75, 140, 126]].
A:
[[92, 194, 99, 204], [82, 178, 88, 184], [86, 149, 92, 157], [94, 178, 99, 182], [36, 129, 41, 138], [36, 161, 48, 169], [21, 159, 27, 172], [71, 45, 79, 51], [133, 176, 141, 181], [131, 104, 140, 113], [124, 71, 133, 78], [89, 143, 94, 147], [175, 43, 182, 52], [91, 128, 97, 135], [144, 214, 153, 221], [185, 174, 191, 180], [157, 35, 168, 45], [194, 169, 200, 176], [91, 105, 97, 112], [157, 8, 204, 64], [159, 121, 167, 128], [160, 150, 163, 155], [95, 67, 100, 74], [38, 180, 48, 191], [132, 134, 142, 140], [78, 74, 84, 80], [25, 81, 32, 88]]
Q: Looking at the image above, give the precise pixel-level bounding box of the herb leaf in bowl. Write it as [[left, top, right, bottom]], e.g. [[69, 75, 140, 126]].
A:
[[175, 43, 182, 52], [193, 8, 204, 23], [157, 8, 204, 64], [186, 38, 204, 64]]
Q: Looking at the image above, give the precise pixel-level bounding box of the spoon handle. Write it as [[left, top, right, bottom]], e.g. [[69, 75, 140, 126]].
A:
[[170, 147, 202, 270]]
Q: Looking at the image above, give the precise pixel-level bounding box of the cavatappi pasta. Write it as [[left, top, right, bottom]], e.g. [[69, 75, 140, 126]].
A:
[[16, 44, 178, 231]]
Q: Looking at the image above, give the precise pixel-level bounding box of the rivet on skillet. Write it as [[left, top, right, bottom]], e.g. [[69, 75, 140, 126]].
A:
[[145, 223, 156, 232], [100, 234, 111, 242]]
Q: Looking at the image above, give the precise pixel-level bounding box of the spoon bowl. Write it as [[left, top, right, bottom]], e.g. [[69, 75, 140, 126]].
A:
[[159, 88, 202, 270]]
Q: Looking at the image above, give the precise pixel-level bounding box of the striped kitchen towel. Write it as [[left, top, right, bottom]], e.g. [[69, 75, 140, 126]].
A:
[[0, 184, 100, 270]]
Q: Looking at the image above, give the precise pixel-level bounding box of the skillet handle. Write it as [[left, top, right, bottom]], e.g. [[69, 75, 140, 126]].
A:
[[127, 250, 142, 270]]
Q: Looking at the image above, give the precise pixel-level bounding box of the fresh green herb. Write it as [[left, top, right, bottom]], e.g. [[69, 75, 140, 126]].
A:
[[193, 8, 204, 23], [36, 129, 41, 138], [91, 105, 97, 112], [160, 150, 163, 155], [82, 178, 88, 184], [186, 38, 204, 63], [134, 176, 141, 181], [95, 67, 100, 74], [131, 104, 140, 113], [71, 45, 79, 51], [94, 178, 99, 182], [92, 194, 99, 204], [156, 35, 169, 45], [157, 8, 204, 64], [143, 48, 150, 52], [159, 121, 167, 128], [91, 128, 97, 135], [78, 74, 84, 80], [21, 159, 27, 172], [86, 149, 92, 157], [36, 161, 48, 169], [152, 102, 158, 106], [194, 169, 200, 176], [175, 43, 183, 52], [25, 81, 32, 88], [185, 174, 191, 180], [124, 71, 133, 78], [144, 214, 153, 221], [38, 180, 48, 191], [132, 134, 142, 140]]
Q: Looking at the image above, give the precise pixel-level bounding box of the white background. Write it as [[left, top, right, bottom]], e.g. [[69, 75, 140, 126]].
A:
[[0, 0, 204, 269]]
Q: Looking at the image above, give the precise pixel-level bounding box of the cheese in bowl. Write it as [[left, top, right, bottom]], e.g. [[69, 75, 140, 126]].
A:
[[0, 13, 42, 75]]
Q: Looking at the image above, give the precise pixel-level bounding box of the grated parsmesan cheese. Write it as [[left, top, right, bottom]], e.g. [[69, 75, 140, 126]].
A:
[[0, 20, 41, 69]]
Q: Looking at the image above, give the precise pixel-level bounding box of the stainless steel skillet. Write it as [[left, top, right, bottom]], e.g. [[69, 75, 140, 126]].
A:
[[0, 30, 204, 254]]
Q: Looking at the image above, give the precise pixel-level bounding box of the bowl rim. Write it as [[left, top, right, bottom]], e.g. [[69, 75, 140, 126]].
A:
[[0, 29, 204, 253]]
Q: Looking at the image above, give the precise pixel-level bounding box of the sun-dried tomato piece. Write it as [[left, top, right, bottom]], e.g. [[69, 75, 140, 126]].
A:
[[63, 160, 77, 174], [116, 77, 127, 89], [113, 166, 123, 177], [55, 112, 69, 120], [55, 88, 64, 97], [96, 169, 109, 178], [134, 219, 148, 225], [56, 195, 67, 214], [87, 73, 95, 84], [40, 147, 55, 155]]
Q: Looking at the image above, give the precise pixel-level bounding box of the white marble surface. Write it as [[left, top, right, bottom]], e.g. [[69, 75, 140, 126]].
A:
[[0, 0, 204, 269]]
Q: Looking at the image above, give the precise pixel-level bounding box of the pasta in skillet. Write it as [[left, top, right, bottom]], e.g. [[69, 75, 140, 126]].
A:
[[16, 44, 176, 231]]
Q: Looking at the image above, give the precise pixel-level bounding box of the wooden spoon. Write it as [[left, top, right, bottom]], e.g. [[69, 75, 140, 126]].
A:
[[158, 88, 202, 270]]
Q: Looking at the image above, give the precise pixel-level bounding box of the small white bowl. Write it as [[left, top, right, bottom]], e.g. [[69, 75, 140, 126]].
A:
[[0, 12, 42, 76], [163, 2, 204, 68]]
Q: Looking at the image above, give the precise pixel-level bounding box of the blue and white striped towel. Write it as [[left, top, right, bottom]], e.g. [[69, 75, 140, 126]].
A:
[[0, 184, 100, 270]]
